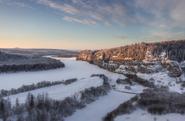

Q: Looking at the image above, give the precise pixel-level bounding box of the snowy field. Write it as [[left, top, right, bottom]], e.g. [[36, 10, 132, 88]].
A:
[[115, 109, 185, 121], [65, 91, 135, 121], [0, 57, 125, 90]]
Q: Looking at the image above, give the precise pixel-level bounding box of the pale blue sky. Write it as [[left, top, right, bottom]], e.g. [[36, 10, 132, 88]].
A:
[[0, 0, 185, 49]]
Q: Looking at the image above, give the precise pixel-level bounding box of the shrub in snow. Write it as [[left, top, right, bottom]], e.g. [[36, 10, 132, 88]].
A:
[[115, 65, 137, 75], [125, 86, 131, 90], [137, 63, 163, 74], [101, 61, 119, 72], [147, 104, 168, 114], [62, 78, 77, 85], [0, 80, 68, 97], [80, 86, 109, 104], [180, 61, 185, 72], [0, 98, 12, 121], [116, 78, 132, 85], [181, 82, 185, 88], [124, 74, 155, 88], [163, 60, 182, 77], [91, 74, 109, 85]]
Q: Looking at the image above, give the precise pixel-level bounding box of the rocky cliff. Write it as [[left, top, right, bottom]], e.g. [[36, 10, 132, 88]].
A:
[[77, 40, 185, 64]]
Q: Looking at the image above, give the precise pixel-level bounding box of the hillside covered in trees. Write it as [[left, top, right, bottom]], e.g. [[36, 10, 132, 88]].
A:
[[0, 52, 65, 73], [77, 40, 185, 63]]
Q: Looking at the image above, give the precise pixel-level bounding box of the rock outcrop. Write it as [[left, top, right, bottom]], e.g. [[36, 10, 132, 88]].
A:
[[76, 50, 95, 63]]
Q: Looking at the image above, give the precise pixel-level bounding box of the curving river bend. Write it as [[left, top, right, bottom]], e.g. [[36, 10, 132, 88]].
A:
[[0, 57, 124, 90]]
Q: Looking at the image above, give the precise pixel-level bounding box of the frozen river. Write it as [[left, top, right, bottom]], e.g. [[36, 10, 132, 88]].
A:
[[0, 57, 125, 90]]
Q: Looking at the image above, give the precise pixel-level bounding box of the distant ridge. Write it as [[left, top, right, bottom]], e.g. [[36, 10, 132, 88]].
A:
[[0, 48, 78, 57], [0, 51, 65, 73]]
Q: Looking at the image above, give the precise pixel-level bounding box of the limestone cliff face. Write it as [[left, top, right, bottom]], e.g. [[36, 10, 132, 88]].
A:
[[77, 40, 185, 63]]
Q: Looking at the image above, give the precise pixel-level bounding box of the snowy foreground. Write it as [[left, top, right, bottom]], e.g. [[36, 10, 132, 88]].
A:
[[65, 91, 135, 121], [1, 57, 185, 121], [115, 109, 185, 121]]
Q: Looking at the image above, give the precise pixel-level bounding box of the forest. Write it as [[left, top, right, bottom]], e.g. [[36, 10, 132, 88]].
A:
[[0, 52, 65, 73]]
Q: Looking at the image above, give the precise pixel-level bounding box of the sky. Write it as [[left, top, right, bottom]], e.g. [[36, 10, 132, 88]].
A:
[[0, 0, 185, 49]]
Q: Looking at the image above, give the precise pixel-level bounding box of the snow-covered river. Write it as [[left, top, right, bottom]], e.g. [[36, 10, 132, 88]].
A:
[[0, 57, 125, 90]]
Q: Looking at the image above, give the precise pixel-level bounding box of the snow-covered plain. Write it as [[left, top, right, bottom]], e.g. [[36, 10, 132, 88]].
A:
[[0, 57, 125, 90], [5, 77, 103, 105], [137, 72, 185, 93], [115, 109, 185, 121]]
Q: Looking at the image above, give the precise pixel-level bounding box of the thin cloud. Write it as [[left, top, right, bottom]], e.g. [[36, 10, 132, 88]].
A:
[[37, 0, 79, 14], [1, 0, 184, 41], [0, 0, 32, 8], [63, 16, 96, 25], [35, 0, 128, 26], [35, 0, 185, 30]]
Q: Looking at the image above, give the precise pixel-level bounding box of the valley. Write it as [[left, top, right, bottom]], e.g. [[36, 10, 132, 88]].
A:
[[0, 52, 185, 121]]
